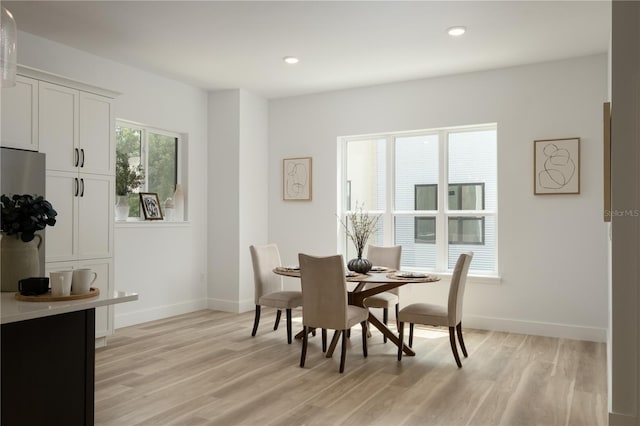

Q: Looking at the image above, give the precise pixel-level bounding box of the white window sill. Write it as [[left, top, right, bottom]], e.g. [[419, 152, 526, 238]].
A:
[[114, 219, 190, 228], [404, 269, 501, 285]]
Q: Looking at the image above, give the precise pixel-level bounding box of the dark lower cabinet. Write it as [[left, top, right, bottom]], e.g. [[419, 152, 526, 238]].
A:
[[1, 309, 95, 426]]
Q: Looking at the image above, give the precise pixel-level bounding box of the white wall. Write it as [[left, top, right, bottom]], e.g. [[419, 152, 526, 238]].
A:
[[207, 89, 269, 312], [16, 31, 210, 327], [269, 54, 609, 341]]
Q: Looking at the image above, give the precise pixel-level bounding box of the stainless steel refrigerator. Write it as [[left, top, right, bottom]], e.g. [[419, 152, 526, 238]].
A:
[[1, 147, 46, 273]]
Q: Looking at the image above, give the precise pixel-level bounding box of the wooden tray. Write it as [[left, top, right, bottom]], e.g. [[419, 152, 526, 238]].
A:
[[15, 287, 100, 302]]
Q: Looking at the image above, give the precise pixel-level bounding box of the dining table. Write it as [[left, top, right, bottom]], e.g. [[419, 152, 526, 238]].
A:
[[273, 266, 439, 357]]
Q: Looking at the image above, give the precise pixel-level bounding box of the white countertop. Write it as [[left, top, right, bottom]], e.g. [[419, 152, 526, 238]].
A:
[[1, 290, 138, 324]]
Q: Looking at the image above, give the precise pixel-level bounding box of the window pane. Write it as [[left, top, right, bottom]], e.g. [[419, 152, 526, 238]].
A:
[[448, 130, 497, 211], [395, 215, 436, 268], [148, 133, 177, 204], [395, 134, 438, 210], [449, 215, 496, 272], [346, 139, 385, 210], [115, 126, 142, 217]]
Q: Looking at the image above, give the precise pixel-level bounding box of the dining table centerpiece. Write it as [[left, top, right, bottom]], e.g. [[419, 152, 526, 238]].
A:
[[340, 203, 380, 274], [0, 194, 57, 292]]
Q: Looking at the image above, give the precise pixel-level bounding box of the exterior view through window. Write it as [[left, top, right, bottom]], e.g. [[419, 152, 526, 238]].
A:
[[341, 124, 497, 273], [116, 122, 179, 219]]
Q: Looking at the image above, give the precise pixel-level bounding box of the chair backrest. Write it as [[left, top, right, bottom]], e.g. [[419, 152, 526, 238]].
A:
[[366, 245, 402, 270], [448, 252, 474, 325], [366, 245, 402, 294], [250, 244, 284, 304], [298, 253, 348, 330]]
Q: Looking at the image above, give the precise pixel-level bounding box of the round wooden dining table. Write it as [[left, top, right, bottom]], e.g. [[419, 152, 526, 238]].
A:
[[273, 266, 439, 357]]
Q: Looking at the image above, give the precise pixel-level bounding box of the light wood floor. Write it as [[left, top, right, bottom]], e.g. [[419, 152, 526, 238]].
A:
[[95, 309, 607, 426]]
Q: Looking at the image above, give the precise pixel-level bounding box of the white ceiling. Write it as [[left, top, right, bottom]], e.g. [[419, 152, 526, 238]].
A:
[[4, 1, 611, 99]]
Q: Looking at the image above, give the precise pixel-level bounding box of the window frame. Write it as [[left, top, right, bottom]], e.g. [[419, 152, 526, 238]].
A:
[[115, 119, 184, 221], [339, 124, 498, 274]]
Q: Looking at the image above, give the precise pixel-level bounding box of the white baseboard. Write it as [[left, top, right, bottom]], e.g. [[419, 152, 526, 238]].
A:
[[207, 297, 254, 314], [464, 314, 607, 342], [114, 299, 207, 329], [609, 412, 636, 425]]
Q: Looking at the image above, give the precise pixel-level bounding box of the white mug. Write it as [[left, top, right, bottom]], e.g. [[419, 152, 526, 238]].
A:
[[50, 270, 72, 297], [71, 268, 97, 295]]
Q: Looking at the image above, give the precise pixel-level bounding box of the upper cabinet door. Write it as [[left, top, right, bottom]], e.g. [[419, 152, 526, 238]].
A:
[[79, 92, 114, 175], [39, 82, 79, 172], [1, 75, 39, 151]]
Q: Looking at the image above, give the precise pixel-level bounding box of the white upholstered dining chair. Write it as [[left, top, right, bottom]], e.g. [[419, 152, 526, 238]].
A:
[[397, 252, 473, 367], [299, 253, 369, 373], [363, 245, 402, 342], [250, 244, 302, 344]]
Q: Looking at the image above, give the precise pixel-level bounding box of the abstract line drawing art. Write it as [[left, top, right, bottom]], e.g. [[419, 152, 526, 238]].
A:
[[534, 138, 580, 195], [283, 157, 312, 200]]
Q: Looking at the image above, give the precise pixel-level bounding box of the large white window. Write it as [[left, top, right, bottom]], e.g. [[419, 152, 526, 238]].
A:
[[116, 121, 182, 220], [340, 124, 497, 274]]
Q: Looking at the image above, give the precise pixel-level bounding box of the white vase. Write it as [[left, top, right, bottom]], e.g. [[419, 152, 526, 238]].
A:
[[173, 184, 184, 221], [115, 195, 130, 221], [1, 233, 41, 292]]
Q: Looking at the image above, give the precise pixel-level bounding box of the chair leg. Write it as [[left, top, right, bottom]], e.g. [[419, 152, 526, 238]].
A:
[[449, 326, 462, 368], [395, 303, 399, 325], [274, 309, 282, 330], [361, 321, 368, 358], [300, 326, 308, 368], [456, 322, 468, 357], [286, 309, 292, 344], [322, 329, 327, 352], [397, 321, 404, 361], [347, 329, 351, 338], [339, 330, 348, 373], [383, 308, 388, 343], [251, 305, 261, 336], [409, 323, 414, 347]]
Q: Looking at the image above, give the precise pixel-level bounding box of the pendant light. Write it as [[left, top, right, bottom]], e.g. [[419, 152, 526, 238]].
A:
[[1, 6, 17, 88]]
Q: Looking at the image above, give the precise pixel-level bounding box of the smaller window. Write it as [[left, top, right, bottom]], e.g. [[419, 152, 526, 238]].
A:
[[448, 183, 485, 210], [414, 216, 436, 244], [116, 122, 182, 220], [415, 184, 437, 210], [449, 217, 485, 245]]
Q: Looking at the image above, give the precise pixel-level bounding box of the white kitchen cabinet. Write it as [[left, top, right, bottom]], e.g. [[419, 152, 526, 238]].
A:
[[44, 259, 114, 341], [19, 66, 120, 344], [1, 75, 38, 151], [45, 170, 114, 263], [39, 81, 114, 175]]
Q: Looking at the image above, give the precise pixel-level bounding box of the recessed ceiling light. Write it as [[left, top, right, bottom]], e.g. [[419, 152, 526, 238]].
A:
[[283, 56, 299, 64], [447, 26, 466, 37]]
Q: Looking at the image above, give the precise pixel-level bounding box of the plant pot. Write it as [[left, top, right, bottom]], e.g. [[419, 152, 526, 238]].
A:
[[1, 233, 42, 292], [347, 257, 372, 274], [115, 195, 130, 221]]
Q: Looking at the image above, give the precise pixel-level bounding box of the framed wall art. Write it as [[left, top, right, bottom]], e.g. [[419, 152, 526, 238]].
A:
[[534, 137, 580, 195], [139, 192, 163, 220], [283, 157, 312, 201]]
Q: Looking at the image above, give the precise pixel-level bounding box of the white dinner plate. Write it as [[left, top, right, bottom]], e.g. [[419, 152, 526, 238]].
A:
[[396, 272, 427, 278], [370, 266, 389, 272]]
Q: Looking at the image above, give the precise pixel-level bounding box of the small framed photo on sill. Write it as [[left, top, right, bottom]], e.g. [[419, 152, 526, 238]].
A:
[[139, 192, 163, 220]]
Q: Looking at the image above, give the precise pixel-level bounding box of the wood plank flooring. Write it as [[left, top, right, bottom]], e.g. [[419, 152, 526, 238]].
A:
[[95, 309, 607, 426]]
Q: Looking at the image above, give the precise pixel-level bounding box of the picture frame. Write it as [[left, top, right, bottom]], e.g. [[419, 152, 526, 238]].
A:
[[283, 157, 312, 201], [534, 137, 580, 195], [139, 192, 163, 220]]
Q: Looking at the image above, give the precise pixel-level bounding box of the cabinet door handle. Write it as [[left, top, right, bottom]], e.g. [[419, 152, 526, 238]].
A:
[[80, 149, 85, 168], [80, 178, 85, 197], [74, 178, 79, 196], [74, 148, 79, 167]]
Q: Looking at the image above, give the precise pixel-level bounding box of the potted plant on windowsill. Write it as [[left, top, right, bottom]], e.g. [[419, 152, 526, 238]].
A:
[[115, 150, 144, 221], [339, 203, 380, 274], [0, 194, 57, 292]]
